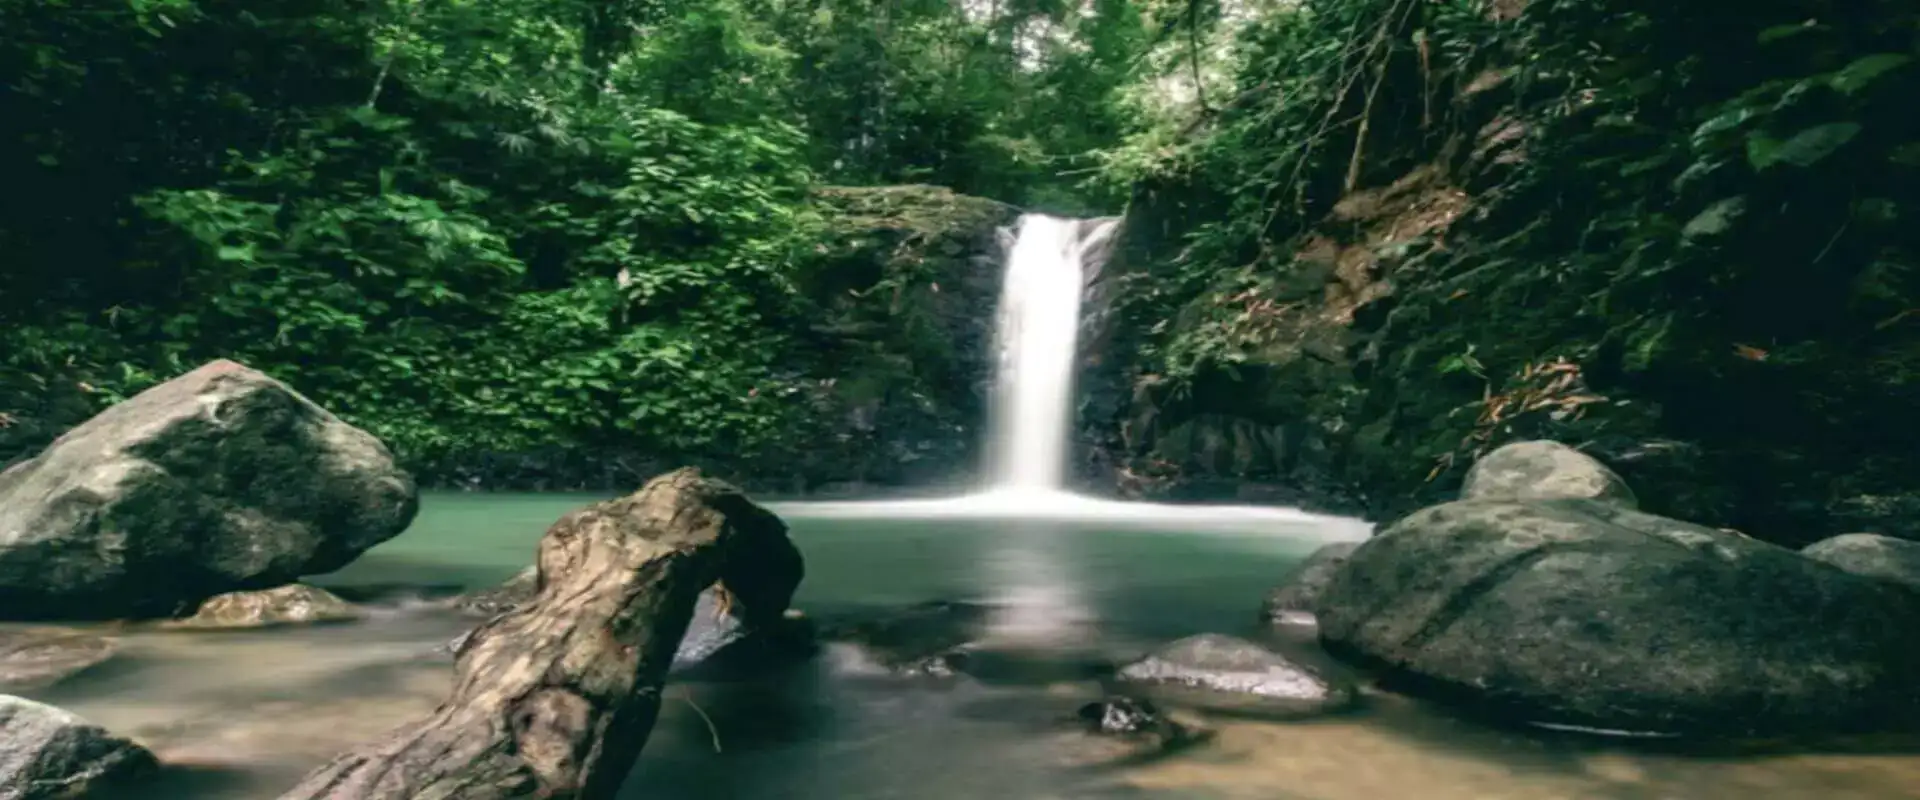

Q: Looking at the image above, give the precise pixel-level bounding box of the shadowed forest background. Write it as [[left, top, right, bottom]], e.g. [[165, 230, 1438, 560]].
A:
[[4, 0, 1918, 547]]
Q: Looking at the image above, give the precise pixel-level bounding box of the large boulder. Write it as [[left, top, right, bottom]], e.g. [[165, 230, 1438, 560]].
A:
[[0, 695, 156, 798], [1113, 634, 1357, 719], [1459, 440, 1637, 508], [1319, 497, 1920, 735], [0, 359, 418, 619], [1802, 533, 1920, 591], [1262, 542, 1360, 626]]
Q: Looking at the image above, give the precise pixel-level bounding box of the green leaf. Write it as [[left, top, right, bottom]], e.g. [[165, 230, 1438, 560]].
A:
[[1744, 133, 1784, 169], [1692, 107, 1758, 146], [1747, 123, 1861, 170], [1828, 54, 1911, 96], [1757, 21, 1821, 44]]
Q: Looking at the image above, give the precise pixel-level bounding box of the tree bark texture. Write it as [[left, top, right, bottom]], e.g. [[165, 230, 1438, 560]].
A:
[[277, 467, 804, 800]]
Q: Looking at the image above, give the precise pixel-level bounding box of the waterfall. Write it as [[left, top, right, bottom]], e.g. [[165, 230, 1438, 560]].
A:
[[984, 215, 1119, 493], [775, 212, 1368, 543]]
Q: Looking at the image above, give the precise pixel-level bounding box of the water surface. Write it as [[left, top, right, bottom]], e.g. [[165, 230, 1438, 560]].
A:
[[17, 492, 1920, 799]]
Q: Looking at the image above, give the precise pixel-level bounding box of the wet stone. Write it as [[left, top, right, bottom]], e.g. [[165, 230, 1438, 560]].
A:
[[1114, 634, 1357, 719]]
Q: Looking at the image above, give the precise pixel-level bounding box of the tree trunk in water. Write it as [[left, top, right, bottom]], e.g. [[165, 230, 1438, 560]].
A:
[[278, 467, 804, 800]]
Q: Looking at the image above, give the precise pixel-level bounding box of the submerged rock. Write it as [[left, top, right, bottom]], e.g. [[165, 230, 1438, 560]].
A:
[[0, 629, 115, 692], [816, 599, 992, 676], [1052, 696, 1211, 769], [1114, 634, 1356, 718], [1262, 542, 1360, 626], [1460, 440, 1637, 508], [163, 584, 362, 630], [1802, 533, 1920, 591], [0, 359, 418, 620], [0, 695, 156, 799], [1319, 497, 1920, 736]]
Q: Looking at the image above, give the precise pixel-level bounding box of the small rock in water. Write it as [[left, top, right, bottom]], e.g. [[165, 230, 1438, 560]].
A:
[[1052, 696, 1211, 769], [1080, 695, 1161, 734], [1262, 542, 1360, 626], [0, 694, 156, 799], [0, 629, 116, 692], [1802, 533, 1920, 591], [163, 584, 362, 630], [1115, 634, 1357, 719]]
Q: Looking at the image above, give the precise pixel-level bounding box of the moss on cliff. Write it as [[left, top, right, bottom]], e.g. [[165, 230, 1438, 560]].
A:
[[769, 185, 1019, 491]]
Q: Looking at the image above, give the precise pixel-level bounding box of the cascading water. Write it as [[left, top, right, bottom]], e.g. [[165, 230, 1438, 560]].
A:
[[773, 213, 1369, 541], [984, 215, 1118, 494]]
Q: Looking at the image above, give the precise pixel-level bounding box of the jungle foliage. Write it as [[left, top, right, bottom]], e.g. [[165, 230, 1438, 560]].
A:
[[0, 0, 1159, 476], [6, 0, 1915, 525], [1101, 0, 1920, 540]]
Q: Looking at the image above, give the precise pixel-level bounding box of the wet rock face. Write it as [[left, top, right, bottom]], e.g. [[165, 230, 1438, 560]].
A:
[[0, 694, 156, 799], [1319, 497, 1920, 736], [1802, 533, 1920, 591], [0, 359, 418, 620], [0, 629, 115, 692], [1460, 440, 1637, 508], [1262, 542, 1361, 626], [164, 584, 362, 630], [1113, 634, 1357, 719]]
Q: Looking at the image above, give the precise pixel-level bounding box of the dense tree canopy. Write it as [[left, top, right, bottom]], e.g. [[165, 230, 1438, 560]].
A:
[[0, 0, 1165, 473], [4, 0, 1916, 527]]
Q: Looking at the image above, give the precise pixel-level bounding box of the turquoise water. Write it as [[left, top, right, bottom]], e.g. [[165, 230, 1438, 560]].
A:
[[20, 492, 1920, 799]]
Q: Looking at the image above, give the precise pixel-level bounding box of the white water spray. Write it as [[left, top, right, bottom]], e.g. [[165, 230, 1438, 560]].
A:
[[773, 213, 1369, 543]]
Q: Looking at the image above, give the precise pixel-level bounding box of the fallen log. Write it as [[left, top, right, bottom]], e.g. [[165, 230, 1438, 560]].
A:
[[278, 468, 804, 800]]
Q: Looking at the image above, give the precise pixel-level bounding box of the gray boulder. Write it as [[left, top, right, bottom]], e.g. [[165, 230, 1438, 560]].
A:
[[0, 695, 155, 799], [1803, 533, 1920, 591], [1114, 634, 1356, 718], [1460, 440, 1637, 508], [1319, 498, 1920, 735], [0, 360, 417, 619], [1262, 542, 1360, 625]]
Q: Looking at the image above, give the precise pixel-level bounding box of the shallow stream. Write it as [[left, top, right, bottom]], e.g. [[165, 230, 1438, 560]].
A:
[[15, 492, 1920, 799]]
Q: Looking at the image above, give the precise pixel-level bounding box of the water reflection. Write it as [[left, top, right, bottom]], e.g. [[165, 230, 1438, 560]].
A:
[[978, 521, 1096, 647]]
